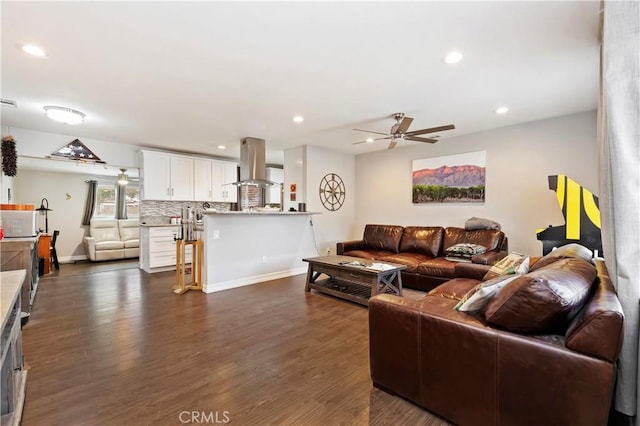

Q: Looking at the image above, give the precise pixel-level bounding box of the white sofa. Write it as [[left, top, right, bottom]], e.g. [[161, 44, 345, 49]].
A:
[[84, 219, 140, 261]]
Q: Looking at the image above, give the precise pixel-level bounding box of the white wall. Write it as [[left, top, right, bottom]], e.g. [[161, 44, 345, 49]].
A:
[[354, 111, 598, 255], [304, 145, 356, 255], [283, 146, 306, 212], [2, 126, 142, 169], [12, 169, 118, 261]]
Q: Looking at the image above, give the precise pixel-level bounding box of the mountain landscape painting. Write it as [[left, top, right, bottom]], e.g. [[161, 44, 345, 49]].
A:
[[412, 151, 486, 203]]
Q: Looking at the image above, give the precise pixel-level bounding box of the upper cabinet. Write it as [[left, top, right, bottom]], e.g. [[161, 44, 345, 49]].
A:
[[140, 151, 193, 201], [142, 151, 238, 202], [211, 160, 238, 203]]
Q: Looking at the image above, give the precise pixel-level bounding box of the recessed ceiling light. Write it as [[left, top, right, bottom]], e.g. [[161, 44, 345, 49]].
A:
[[293, 115, 304, 123], [366, 138, 374, 143], [217, 145, 226, 150], [495, 106, 509, 114], [443, 51, 463, 64], [21, 44, 48, 58], [43, 106, 85, 125]]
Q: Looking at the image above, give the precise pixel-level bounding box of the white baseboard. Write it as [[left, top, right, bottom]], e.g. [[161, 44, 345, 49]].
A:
[[203, 266, 307, 293], [59, 255, 88, 264]]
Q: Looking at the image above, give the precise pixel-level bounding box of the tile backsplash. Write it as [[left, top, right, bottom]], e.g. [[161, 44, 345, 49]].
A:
[[141, 200, 232, 224]]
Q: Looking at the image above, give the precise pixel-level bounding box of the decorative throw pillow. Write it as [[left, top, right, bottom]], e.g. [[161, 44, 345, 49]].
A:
[[445, 243, 487, 262], [454, 274, 521, 313], [529, 243, 593, 271], [483, 253, 530, 280]]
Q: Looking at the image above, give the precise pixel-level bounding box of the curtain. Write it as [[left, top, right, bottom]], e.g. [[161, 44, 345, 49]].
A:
[[82, 180, 97, 225], [116, 183, 127, 220], [599, 1, 640, 420]]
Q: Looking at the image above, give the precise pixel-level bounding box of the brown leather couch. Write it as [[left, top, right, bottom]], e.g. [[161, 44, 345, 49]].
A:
[[369, 257, 624, 426], [337, 224, 508, 291]]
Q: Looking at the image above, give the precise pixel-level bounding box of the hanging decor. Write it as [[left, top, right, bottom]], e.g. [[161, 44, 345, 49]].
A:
[[51, 138, 105, 163], [1, 135, 18, 177]]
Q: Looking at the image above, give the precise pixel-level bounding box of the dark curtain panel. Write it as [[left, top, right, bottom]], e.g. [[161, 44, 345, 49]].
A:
[[82, 180, 97, 225], [116, 184, 127, 219]]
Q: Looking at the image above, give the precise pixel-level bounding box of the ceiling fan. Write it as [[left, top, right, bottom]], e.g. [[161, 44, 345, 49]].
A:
[[353, 113, 455, 149]]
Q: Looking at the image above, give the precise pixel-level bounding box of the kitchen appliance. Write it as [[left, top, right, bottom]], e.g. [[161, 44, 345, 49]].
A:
[[0, 205, 36, 238]]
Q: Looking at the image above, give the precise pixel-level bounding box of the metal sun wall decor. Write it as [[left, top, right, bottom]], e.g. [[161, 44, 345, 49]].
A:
[[319, 173, 345, 211], [412, 151, 486, 204]]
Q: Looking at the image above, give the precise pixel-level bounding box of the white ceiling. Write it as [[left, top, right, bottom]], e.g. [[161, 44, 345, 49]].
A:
[[1, 1, 600, 165]]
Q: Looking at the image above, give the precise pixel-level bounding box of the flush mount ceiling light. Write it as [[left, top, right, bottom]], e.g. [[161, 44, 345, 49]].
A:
[[117, 168, 129, 185], [43, 106, 85, 125], [21, 44, 48, 58], [293, 115, 304, 123], [495, 106, 510, 114], [366, 138, 374, 143], [217, 145, 226, 150], [443, 51, 463, 64]]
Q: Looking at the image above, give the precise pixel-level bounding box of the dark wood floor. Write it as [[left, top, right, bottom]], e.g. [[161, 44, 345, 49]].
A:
[[22, 265, 449, 425]]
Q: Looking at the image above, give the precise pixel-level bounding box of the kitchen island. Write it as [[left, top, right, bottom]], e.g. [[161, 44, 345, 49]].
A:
[[201, 210, 319, 293]]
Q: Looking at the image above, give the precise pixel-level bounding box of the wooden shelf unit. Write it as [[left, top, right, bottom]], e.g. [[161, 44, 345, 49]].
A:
[[173, 239, 203, 294]]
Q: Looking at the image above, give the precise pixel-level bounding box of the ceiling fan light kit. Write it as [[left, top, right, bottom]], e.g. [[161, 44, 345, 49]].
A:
[[353, 112, 455, 149], [44, 106, 85, 125]]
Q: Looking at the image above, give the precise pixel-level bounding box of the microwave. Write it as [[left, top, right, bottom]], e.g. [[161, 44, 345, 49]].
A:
[[0, 210, 37, 238]]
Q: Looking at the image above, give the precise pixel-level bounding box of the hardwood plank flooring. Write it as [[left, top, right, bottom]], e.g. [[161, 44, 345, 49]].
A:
[[21, 267, 449, 425]]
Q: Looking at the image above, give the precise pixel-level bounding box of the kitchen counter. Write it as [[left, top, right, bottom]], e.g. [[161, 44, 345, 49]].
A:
[[1, 270, 25, 332], [140, 223, 182, 227], [201, 212, 318, 293], [201, 210, 318, 215]]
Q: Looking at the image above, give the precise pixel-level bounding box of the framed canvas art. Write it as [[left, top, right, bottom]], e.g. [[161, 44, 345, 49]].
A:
[[412, 151, 486, 203]]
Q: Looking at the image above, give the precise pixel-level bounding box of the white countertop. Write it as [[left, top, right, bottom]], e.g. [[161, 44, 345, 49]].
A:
[[0, 236, 38, 243], [140, 223, 182, 227], [1, 270, 25, 332], [202, 210, 319, 215]]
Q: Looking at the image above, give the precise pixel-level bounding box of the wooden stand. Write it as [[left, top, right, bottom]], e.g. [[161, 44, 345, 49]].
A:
[[37, 234, 51, 274], [173, 239, 203, 294]]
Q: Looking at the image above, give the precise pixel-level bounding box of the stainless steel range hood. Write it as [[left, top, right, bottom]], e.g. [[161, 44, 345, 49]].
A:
[[231, 137, 280, 187]]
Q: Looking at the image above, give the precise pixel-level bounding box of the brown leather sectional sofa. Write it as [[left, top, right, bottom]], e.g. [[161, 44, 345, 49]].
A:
[[369, 257, 624, 426], [336, 224, 508, 291]]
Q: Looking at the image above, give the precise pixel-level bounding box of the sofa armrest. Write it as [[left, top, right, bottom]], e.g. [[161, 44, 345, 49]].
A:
[[455, 262, 491, 280], [472, 250, 507, 265], [336, 240, 366, 255], [84, 236, 97, 261]]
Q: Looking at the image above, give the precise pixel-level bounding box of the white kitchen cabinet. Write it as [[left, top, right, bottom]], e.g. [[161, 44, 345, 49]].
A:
[[265, 167, 284, 205], [140, 226, 191, 273], [170, 156, 194, 201], [141, 151, 171, 200], [193, 159, 213, 201], [212, 160, 238, 203], [140, 151, 194, 201]]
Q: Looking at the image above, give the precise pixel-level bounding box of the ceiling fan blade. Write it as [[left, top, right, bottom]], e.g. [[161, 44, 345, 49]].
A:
[[405, 124, 455, 136], [406, 136, 438, 143], [352, 136, 391, 145], [353, 128, 388, 136], [396, 117, 414, 133], [388, 141, 397, 149]]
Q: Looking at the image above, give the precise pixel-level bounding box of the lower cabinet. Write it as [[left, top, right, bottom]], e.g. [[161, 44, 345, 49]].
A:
[[140, 226, 192, 273], [0, 238, 39, 321]]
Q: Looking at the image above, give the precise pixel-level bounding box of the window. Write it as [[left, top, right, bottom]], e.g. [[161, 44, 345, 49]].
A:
[[95, 183, 116, 218], [93, 183, 140, 218], [125, 184, 140, 218]]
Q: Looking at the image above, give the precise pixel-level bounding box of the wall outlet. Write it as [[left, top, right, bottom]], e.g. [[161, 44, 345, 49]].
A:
[[213, 229, 220, 240], [326, 248, 331, 256], [262, 256, 268, 263]]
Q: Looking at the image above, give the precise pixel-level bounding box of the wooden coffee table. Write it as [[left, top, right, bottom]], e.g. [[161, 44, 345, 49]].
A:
[[303, 255, 406, 306]]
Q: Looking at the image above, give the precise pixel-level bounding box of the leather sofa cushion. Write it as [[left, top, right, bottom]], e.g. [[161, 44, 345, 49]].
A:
[[565, 261, 624, 362], [342, 249, 391, 260], [95, 240, 125, 251], [90, 219, 121, 243], [428, 278, 479, 301], [484, 258, 596, 333], [417, 258, 457, 278], [443, 227, 503, 254], [529, 243, 593, 271], [380, 253, 434, 273], [399, 226, 443, 257], [118, 219, 140, 241], [363, 224, 404, 253], [124, 239, 139, 248]]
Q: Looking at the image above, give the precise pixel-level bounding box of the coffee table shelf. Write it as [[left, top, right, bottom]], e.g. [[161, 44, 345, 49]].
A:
[[303, 255, 406, 306]]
